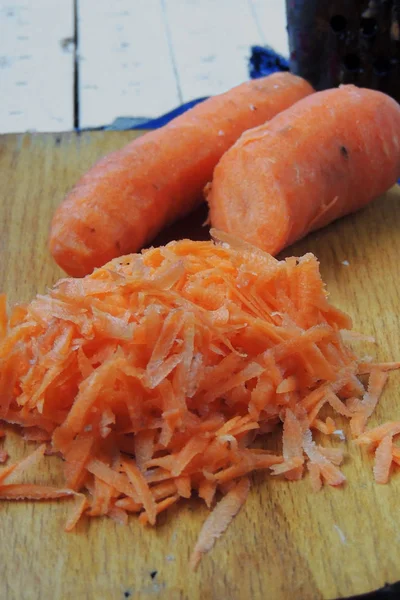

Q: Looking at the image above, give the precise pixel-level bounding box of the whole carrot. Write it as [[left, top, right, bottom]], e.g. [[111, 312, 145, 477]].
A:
[[206, 85, 400, 255], [49, 73, 314, 276]]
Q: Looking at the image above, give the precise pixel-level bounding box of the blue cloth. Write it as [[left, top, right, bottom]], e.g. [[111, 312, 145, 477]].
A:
[[103, 46, 289, 131], [105, 97, 209, 131], [249, 45, 290, 79]]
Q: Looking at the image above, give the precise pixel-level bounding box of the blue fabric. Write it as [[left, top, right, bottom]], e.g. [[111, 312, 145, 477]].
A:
[[102, 45, 289, 131], [249, 45, 290, 79]]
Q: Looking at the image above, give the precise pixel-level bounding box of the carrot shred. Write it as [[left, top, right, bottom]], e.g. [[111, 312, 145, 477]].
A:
[[373, 435, 393, 484], [64, 435, 94, 489], [0, 236, 398, 563], [350, 369, 388, 437], [392, 446, 400, 468], [0, 444, 46, 485], [138, 494, 180, 525], [0, 294, 7, 340], [190, 477, 250, 570], [114, 497, 142, 512], [122, 459, 157, 525], [0, 484, 74, 500], [86, 460, 139, 502], [356, 422, 400, 446], [358, 361, 400, 375], [198, 479, 217, 508], [108, 505, 129, 526], [308, 462, 322, 492], [65, 493, 88, 531]]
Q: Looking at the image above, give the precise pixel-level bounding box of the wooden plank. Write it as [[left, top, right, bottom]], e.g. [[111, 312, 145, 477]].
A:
[[0, 0, 74, 133], [1, 130, 400, 599], [250, 0, 290, 57], [163, 0, 264, 103], [78, 0, 181, 128]]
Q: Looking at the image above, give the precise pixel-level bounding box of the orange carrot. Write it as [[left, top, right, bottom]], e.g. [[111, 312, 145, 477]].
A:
[[64, 434, 94, 489], [0, 444, 46, 485], [279, 409, 304, 480], [122, 459, 157, 525], [350, 369, 388, 437], [0, 294, 7, 339], [198, 479, 217, 508], [49, 73, 314, 276], [207, 86, 400, 255], [190, 477, 250, 570], [392, 447, 400, 467], [114, 497, 142, 513], [356, 422, 400, 446], [65, 494, 88, 531], [308, 463, 322, 492], [0, 485, 74, 500], [373, 435, 393, 484], [0, 234, 398, 564], [108, 505, 129, 526], [138, 494, 180, 525], [357, 361, 400, 375]]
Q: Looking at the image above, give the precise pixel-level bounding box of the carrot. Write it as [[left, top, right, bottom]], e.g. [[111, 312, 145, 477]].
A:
[[122, 459, 157, 525], [0, 233, 398, 565], [207, 85, 400, 255], [138, 494, 179, 526], [392, 447, 400, 468], [65, 493, 88, 531], [373, 435, 393, 484], [0, 485, 75, 500], [350, 369, 388, 437], [190, 477, 250, 570], [0, 444, 46, 485], [356, 422, 400, 446], [0, 294, 7, 339], [64, 434, 94, 489], [108, 505, 129, 526], [49, 73, 314, 276]]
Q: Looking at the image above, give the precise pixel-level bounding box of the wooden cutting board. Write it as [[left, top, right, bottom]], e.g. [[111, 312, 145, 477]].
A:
[[1, 131, 400, 600]]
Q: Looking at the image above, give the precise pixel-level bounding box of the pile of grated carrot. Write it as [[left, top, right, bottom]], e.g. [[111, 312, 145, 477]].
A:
[[0, 230, 399, 568]]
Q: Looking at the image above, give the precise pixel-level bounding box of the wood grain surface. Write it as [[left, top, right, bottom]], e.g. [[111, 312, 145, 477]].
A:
[[1, 131, 400, 600]]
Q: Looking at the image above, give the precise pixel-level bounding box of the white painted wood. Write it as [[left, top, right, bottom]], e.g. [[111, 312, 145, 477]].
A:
[[78, 0, 181, 128], [162, 0, 264, 103], [0, 0, 74, 133], [0, 0, 290, 132], [249, 0, 289, 57]]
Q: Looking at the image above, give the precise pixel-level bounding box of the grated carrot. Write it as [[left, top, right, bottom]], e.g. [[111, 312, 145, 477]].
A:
[[0, 233, 398, 567], [373, 435, 393, 484], [190, 477, 250, 570], [65, 493, 89, 531], [0, 294, 7, 340], [350, 369, 388, 437]]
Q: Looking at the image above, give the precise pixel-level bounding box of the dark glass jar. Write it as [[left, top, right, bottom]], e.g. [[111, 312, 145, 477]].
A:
[[286, 0, 400, 100]]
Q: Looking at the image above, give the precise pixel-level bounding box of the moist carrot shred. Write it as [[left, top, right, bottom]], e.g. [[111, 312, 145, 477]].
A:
[[373, 435, 393, 485], [190, 477, 250, 570], [0, 234, 398, 566], [0, 485, 75, 500], [0, 294, 7, 340], [122, 459, 157, 525], [65, 494, 88, 531], [108, 505, 129, 526], [138, 494, 180, 525]]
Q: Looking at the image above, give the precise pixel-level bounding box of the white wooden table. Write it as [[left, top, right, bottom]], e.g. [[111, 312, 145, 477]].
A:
[[0, 0, 288, 133]]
